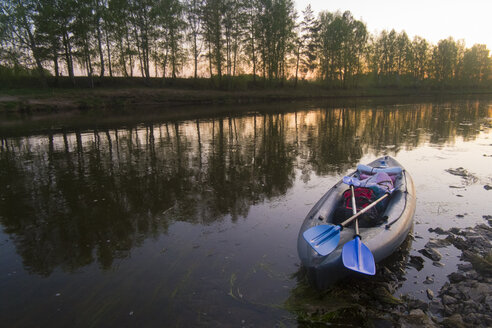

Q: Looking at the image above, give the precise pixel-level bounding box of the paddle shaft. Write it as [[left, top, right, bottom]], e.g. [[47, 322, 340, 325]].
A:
[[350, 186, 362, 270], [339, 192, 389, 228], [350, 185, 359, 236]]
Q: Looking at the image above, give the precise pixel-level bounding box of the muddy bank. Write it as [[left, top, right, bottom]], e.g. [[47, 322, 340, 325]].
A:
[[288, 219, 492, 327], [0, 88, 375, 113], [1, 87, 491, 114]]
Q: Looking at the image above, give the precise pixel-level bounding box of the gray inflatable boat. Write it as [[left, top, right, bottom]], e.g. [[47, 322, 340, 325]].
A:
[[297, 156, 416, 289]]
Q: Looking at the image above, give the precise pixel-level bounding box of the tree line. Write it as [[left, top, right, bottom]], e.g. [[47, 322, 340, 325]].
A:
[[1, 0, 491, 88]]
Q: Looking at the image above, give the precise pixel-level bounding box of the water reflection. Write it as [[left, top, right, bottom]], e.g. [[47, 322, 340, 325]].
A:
[[0, 100, 489, 276]]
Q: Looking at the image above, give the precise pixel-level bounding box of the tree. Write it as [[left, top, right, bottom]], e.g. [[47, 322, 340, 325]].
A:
[[462, 44, 491, 86], [202, 0, 225, 79], [394, 31, 410, 82], [33, 0, 62, 80], [409, 36, 430, 84], [317, 10, 367, 87], [378, 29, 397, 82], [108, 0, 134, 77], [0, 0, 48, 85], [317, 11, 334, 82], [58, 0, 77, 85], [0, 3, 24, 72], [33, 0, 77, 85], [93, 0, 107, 77], [100, 0, 114, 77], [348, 16, 368, 87], [72, 0, 97, 87], [126, 0, 157, 80], [185, 0, 204, 79], [292, 22, 301, 86], [432, 37, 458, 85], [158, 0, 186, 79], [222, 0, 244, 77], [243, 0, 260, 80], [256, 0, 296, 81], [298, 4, 319, 80]]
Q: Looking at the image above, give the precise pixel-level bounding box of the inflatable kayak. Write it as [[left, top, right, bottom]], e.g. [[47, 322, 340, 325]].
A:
[[297, 156, 416, 289]]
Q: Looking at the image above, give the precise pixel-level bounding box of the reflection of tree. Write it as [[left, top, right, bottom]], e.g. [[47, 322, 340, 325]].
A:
[[355, 100, 488, 155], [204, 114, 296, 221], [0, 113, 298, 275], [302, 108, 363, 175], [0, 100, 489, 275]]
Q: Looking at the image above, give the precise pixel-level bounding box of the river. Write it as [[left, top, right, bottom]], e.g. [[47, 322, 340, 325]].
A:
[[1, 96, 491, 327]]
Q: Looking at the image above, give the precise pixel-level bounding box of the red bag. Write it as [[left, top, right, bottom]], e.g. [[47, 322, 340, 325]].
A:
[[342, 187, 376, 211]]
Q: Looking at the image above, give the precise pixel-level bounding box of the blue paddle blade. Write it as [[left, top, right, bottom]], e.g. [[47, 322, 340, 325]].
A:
[[342, 236, 376, 275], [303, 225, 341, 256]]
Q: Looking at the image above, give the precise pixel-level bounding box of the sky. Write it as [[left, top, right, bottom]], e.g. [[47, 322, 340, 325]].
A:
[[294, 0, 492, 51]]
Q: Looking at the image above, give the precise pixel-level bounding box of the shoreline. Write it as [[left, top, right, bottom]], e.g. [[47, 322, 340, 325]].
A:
[[1, 87, 491, 114], [396, 221, 492, 327]]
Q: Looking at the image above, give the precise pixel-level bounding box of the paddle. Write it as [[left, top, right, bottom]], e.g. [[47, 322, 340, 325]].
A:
[[303, 192, 390, 256], [342, 185, 376, 275]]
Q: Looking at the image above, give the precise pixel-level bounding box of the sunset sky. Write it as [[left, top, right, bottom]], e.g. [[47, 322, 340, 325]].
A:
[[295, 0, 492, 50]]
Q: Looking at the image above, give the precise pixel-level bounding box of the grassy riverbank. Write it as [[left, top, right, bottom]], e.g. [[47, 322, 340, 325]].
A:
[[1, 82, 491, 114]]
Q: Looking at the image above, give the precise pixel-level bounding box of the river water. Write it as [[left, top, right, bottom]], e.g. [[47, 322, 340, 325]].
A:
[[1, 97, 491, 327]]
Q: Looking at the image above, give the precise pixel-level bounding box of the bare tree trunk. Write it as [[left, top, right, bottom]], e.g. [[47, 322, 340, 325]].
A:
[[25, 26, 47, 87], [119, 39, 128, 77], [105, 29, 113, 77], [225, 31, 231, 76], [294, 43, 300, 87], [142, 33, 150, 79], [53, 44, 59, 85], [85, 45, 94, 88], [162, 47, 168, 80], [125, 29, 133, 77], [193, 33, 199, 79], [251, 34, 256, 81], [232, 41, 238, 77], [133, 27, 145, 78], [208, 40, 213, 78], [63, 32, 75, 86], [97, 25, 105, 77]]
